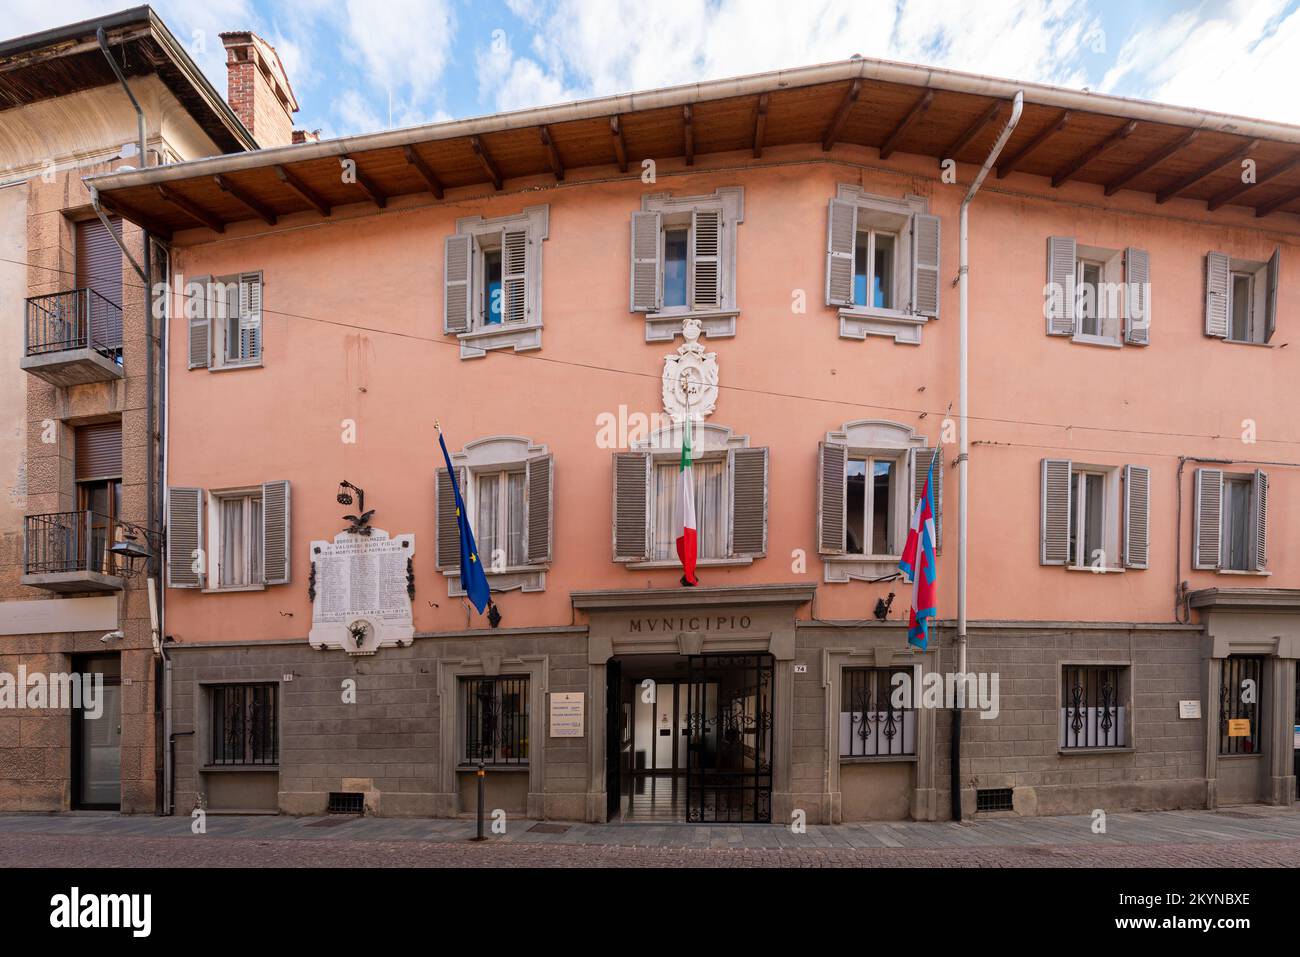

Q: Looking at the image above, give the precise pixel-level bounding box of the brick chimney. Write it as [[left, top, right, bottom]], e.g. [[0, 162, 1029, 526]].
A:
[[220, 31, 299, 149]]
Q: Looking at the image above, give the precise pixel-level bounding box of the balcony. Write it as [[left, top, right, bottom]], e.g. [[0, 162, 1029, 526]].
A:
[[21, 289, 124, 386], [22, 511, 124, 593]]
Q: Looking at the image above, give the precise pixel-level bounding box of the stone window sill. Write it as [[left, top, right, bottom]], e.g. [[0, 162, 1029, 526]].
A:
[[201, 584, 267, 593], [456, 322, 542, 358], [209, 360, 263, 372], [444, 566, 547, 594], [627, 556, 754, 570], [1057, 746, 1135, 756], [457, 763, 530, 772], [823, 555, 904, 584], [1064, 565, 1125, 574], [837, 307, 928, 345], [839, 754, 918, 764], [1216, 568, 1271, 576], [202, 764, 279, 773], [1070, 333, 1122, 349], [644, 308, 739, 343]]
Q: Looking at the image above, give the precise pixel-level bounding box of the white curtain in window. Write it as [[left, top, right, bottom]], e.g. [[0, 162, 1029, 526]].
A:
[[477, 473, 500, 567], [219, 495, 262, 587], [652, 458, 726, 561]]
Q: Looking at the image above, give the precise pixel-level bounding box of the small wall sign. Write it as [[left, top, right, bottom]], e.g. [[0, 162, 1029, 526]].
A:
[[1178, 700, 1201, 719], [1227, 718, 1251, 737], [550, 692, 585, 738], [794, 664, 808, 674]]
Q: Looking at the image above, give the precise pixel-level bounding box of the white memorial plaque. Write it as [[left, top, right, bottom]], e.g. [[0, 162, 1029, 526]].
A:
[[308, 528, 415, 655], [550, 692, 585, 738], [1178, 700, 1201, 719]]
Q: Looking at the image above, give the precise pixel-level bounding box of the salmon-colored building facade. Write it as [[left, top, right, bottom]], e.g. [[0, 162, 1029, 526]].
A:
[[89, 57, 1300, 823]]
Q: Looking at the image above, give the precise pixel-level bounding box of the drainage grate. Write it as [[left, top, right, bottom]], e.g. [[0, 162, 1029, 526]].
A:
[[975, 787, 1014, 812], [527, 823, 571, 834], [326, 791, 365, 815]]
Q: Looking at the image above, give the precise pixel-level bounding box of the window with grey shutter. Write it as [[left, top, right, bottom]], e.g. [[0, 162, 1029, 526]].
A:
[[261, 480, 290, 584], [1123, 247, 1150, 345], [1193, 468, 1223, 570], [502, 228, 528, 324], [436, 467, 463, 570], [817, 441, 847, 554], [825, 199, 856, 307], [909, 446, 943, 552], [1265, 247, 1280, 344], [526, 453, 553, 564], [690, 208, 722, 309], [444, 235, 472, 335], [1046, 236, 1076, 336], [1252, 469, 1268, 571], [1040, 458, 1072, 565], [911, 213, 941, 318], [729, 447, 767, 557], [630, 211, 661, 312], [1122, 465, 1149, 569], [167, 486, 203, 587], [187, 275, 211, 369], [1205, 252, 1230, 338], [613, 451, 649, 561]]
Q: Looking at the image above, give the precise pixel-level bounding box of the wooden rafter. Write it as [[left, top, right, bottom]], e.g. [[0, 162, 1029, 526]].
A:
[[1050, 119, 1137, 188], [1156, 138, 1258, 204], [1256, 181, 1300, 218], [822, 78, 862, 151], [275, 164, 331, 217], [213, 174, 276, 225], [1103, 128, 1200, 197], [156, 184, 224, 233], [997, 110, 1070, 178], [683, 105, 695, 165], [1208, 152, 1300, 211], [609, 115, 628, 172], [341, 155, 387, 208], [469, 135, 503, 190], [95, 193, 172, 241], [879, 90, 934, 160], [752, 93, 769, 159], [403, 145, 444, 199], [941, 101, 1002, 162], [539, 125, 564, 181]]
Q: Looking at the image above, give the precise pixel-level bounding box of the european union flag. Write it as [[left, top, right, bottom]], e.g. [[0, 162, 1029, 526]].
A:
[[438, 430, 492, 614]]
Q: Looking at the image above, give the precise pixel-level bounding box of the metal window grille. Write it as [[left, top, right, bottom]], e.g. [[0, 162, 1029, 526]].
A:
[[210, 683, 278, 766], [976, 787, 1014, 812], [1060, 665, 1125, 749], [463, 676, 529, 765], [327, 792, 365, 815], [1219, 656, 1264, 756], [840, 667, 916, 757]]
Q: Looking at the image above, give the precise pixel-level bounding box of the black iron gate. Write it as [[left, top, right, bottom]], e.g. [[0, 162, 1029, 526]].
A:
[[686, 653, 774, 823]]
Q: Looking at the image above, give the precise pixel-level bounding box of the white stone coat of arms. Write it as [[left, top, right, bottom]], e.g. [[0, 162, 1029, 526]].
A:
[[662, 317, 719, 422]]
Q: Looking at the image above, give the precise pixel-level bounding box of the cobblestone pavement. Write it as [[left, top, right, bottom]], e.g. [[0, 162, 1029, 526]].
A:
[[1, 806, 1298, 867]]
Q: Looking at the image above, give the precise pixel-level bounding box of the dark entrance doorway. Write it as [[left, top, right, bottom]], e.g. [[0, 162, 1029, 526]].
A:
[[71, 654, 121, 810], [686, 653, 774, 823]]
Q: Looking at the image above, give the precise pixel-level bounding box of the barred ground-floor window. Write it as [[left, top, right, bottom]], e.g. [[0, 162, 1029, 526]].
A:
[[1060, 665, 1126, 749], [839, 667, 916, 758], [462, 676, 529, 765], [1219, 655, 1264, 755], [210, 683, 278, 766]]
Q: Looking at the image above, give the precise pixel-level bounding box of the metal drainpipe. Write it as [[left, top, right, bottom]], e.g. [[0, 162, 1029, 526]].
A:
[[953, 91, 1023, 821]]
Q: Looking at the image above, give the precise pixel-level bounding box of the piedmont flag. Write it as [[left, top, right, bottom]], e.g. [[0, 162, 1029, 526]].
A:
[[438, 428, 492, 614], [676, 417, 699, 586], [898, 450, 939, 651]]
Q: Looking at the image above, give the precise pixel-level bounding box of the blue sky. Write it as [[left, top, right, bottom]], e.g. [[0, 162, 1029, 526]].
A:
[[10, 0, 1300, 138]]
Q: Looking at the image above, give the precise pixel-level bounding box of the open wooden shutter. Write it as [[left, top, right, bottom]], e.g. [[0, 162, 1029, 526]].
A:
[[166, 487, 203, 588], [1122, 465, 1150, 569], [1205, 252, 1230, 338], [1252, 469, 1268, 571], [526, 453, 553, 564], [502, 228, 528, 324], [261, 480, 290, 585], [1046, 236, 1076, 336], [1265, 247, 1280, 344], [613, 451, 649, 561], [1123, 247, 1150, 345], [817, 441, 847, 555], [909, 446, 943, 552], [444, 234, 472, 334], [690, 208, 722, 309], [1193, 468, 1223, 570], [436, 467, 463, 570], [729, 447, 768, 557], [187, 275, 211, 369], [630, 211, 661, 312], [239, 273, 262, 361], [911, 213, 941, 318], [75, 421, 122, 480], [1040, 458, 1072, 565], [825, 199, 856, 307]]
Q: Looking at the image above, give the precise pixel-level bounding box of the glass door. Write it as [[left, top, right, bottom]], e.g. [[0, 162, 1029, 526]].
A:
[[74, 656, 121, 809]]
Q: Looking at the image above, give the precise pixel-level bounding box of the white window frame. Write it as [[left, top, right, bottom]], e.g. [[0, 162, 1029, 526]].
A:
[[1226, 264, 1266, 344], [1220, 474, 1254, 572], [210, 272, 263, 371], [854, 228, 901, 312], [1072, 246, 1123, 347], [469, 465, 528, 573], [452, 205, 548, 358], [845, 451, 908, 560], [206, 486, 265, 592], [646, 449, 729, 563], [1066, 465, 1122, 571]]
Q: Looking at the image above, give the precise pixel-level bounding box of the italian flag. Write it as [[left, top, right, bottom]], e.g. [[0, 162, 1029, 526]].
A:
[[676, 417, 699, 586]]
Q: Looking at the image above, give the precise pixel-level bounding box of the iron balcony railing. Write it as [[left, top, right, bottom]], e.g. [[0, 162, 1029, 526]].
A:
[[23, 510, 120, 577], [24, 289, 123, 359]]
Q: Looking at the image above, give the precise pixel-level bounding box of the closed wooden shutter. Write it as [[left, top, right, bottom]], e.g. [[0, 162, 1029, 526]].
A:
[[1252, 469, 1268, 571], [166, 487, 203, 588], [630, 211, 662, 312], [77, 217, 122, 349], [261, 480, 290, 584], [817, 441, 847, 555], [1265, 247, 1280, 344], [1040, 458, 1072, 565], [526, 453, 553, 564], [502, 228, 528, 324], [909, 446, 943, 552], [187, 275, 211, 369], [690, 208, 722, 309], [911, 213, 941, 318], [825, 199, 856, 306], [1046, 236, 1076, 336], [729, 447, 768, 557], [1123, 247, 1150, 345], [1122, 465, 1150, 569], [436, 467, 463, 569], [613, 451, 649, 561], [75, 421, 122, 480], [1205, 252, 1229, 338], [444, 235, 472, 334], [1193, 468, 1223, 570]]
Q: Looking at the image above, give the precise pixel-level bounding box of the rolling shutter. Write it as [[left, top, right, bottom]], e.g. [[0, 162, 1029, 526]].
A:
[[630, 211, 661, 312], [613, 451, 649, 561], [1264, 247, 1280, 344], [526, 453, 553, 564], [187, 275, 211, 369], [444, 234, 472, 335], [909, 446, 943, 552], [1046, 236, 1076, 336], [817, 441, 847, 555], [690, 208, 722, 309], [1122, 465, 1150, 569], [261, 480, 290, 585], [75, 421, 122, 481], [1193, 468, 1223, 570], [1252, 469, 1268, 571], [1040, 458, 1072, 565], [825, 199, 856, 307], [77, 216, 123, 349], [1123, 247, 1150, 345], [911, 213, 941, 318], [502, 228, 529, 324], [729, 447, 768, 557], [1204, 252, 1229, 338], [436, 467, 463, 570], [166, 487, 203, 588]]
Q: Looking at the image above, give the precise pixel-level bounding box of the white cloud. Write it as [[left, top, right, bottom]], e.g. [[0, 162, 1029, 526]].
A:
[[342, 0, 456, 101]]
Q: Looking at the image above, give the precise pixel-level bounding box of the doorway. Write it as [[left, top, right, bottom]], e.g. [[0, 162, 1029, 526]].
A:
[[71, 654, 121, 810]]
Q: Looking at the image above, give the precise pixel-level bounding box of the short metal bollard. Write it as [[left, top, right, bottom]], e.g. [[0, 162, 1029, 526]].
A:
[[473, 762, 487, 841]]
